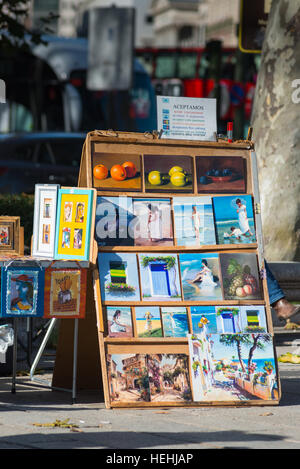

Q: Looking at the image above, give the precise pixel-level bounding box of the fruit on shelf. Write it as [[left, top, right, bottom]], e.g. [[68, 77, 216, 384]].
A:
[[122, 161, 137, 178], [93, 164, 108, 180], [110, 164, 127, 181]]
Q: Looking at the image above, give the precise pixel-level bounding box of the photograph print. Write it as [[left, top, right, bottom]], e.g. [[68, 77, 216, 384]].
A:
[[213, 195, 256, 244], [219, 252, 263, 301], [196, 156, 246, 194], [144, 154, 194, 193], [179, 253, 222, 301], [138, 253, 181, 301], [173, 196, 216, 246]]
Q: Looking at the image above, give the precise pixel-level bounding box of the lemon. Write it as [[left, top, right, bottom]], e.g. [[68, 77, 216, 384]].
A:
[[148, 170, 162, 185], [170, 171, 188, 187], [169, 166, 186, 176]]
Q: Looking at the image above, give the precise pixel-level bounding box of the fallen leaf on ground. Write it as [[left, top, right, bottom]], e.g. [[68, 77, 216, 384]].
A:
[[259, 412, 273, 417], [32, 419, 78, 429], [278, 353, 300, 364]]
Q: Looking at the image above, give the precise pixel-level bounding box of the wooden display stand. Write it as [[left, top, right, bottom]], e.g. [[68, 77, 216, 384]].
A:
[[54, 130, 281, 406]]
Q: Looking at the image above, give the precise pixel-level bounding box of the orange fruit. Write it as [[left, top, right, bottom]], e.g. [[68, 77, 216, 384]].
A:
[[122, 161, 137, 178], [110, 164, 127, 181], [93, 164, 108, 180]]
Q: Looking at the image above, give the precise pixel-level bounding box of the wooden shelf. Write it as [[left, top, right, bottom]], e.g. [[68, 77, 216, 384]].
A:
[[98, 243, 258, 252]]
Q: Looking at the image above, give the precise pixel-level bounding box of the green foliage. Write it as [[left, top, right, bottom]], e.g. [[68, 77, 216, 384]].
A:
[[141, 255, 176, 270], [0, 193, 34, 251]]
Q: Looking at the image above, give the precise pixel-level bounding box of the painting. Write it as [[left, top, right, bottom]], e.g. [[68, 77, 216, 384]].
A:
[[135, 307, 162, 337], [239, 305, 268, 332], [106, 306, 133, 338], [92, 152, 142, 191], [138, 253, 181, 301], [107, 354, 151, 403], [146, 354, 192, 402], [1, 264, 44, 318], [98, 252, 140, 302], [173, 196, 216, 246], [219, 252, 263, 300], [44, 265, 87, 318], [179, 253, 222, 301], [0, 216, 21, 254], [144, 154, 194, 193], [32, 184, 59, 258], [196, 156, 246, 194], [132, 198, 173, 246], [212, 195, 256, 244], [54, 188, 96, 261], [189, 333, 279, 402], [95, 196, 135, 246], [191, 305, 218, 334], [161, 307, 189, 337]]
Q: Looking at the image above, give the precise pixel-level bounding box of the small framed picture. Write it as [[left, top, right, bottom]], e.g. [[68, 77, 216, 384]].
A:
[[32, 184, 60, 258], [54, 187, 96, 261], [0, 216, 21, 254]]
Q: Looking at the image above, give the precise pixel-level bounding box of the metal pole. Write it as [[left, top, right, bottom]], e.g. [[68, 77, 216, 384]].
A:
[[11, 319, 18, 394], [30, 318, 57, 385], [72, 318, 79, 404]]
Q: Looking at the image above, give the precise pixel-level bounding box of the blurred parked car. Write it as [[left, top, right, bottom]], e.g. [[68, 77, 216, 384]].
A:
[[0, 132, 86, 194]]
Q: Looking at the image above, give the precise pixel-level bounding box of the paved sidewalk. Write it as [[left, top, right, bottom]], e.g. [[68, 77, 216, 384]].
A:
[[0, 342, 299, 450]]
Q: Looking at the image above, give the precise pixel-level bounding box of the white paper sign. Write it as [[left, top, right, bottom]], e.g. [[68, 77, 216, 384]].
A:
[[157, 96, 217, 141]]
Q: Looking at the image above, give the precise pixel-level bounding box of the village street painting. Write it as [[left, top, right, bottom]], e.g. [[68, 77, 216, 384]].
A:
[[107, 353, 192, 404], [138, 253, 181, 301], [212, 195, 256, 245], [189, 332, 278, 402], [179, 253, 222, 301], [173, 196, 216, 246]]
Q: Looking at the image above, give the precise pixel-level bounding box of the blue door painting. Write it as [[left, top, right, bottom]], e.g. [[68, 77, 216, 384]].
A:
[[149, 263, 171, 297], [221, 313, 236, 333]]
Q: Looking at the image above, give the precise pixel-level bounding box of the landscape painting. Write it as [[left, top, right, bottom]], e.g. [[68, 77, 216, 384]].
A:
[[213, 195, 256, 244], [135, 307, 162, 338], [138, 253, 181, 301], [98, 252, 140, 302], [189, 333, 279, 402], [132, 198, 173, 246], [219, 252, 263, 301], [106, 306, 133, 338], [196, 156, 246, 194], [179, 253, 222, 301], [144, 154, 194, 193], [161, 307, 189, 337], [173, 196, 216, 246]]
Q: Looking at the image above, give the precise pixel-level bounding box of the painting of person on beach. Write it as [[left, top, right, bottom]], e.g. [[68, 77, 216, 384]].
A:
[[106, 307, 133, 338]]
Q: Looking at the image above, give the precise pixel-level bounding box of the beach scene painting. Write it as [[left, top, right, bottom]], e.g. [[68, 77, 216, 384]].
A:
[[135, 307, 163, 338], [138, 253, 181, 301], [173, 197, 216, 246], [98, 252, 140, 302], [95, 196, 135, 246], [132, 198, 173, 246], [213, 195, 256, 245], [191, 306, 218, 334], [106, 306, 133, 338], [219, 252, 263, 301], [179, 253, 222, 301], [189, 332, 279, 402], [161, 307, 189, 337]]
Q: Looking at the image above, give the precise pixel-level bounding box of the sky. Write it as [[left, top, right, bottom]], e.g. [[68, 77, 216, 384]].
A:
[[213, 195, 254, 222]]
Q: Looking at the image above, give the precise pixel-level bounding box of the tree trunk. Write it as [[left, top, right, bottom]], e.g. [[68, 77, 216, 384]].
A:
[[251, 0, 300, 261], [236, 340, 246, 373]]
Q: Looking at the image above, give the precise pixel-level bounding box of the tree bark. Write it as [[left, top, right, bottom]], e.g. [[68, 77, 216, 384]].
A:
[[251, 0, 300, 261]]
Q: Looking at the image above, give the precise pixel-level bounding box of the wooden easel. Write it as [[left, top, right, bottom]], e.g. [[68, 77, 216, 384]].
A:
[[53, 130, 281, 406]]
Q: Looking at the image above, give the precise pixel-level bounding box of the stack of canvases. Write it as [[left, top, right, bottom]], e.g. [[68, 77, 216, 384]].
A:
[[92, 148, 280, 405], [0, 185, 96, 320]]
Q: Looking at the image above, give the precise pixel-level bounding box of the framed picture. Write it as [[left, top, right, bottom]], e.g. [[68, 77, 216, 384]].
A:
[[106, 306, 133, 338], [219, 252, 263, 300], [95, 196, 135, 246], [54, 187, 96, 261], [138, 253, 181, 301], [161, 307, 189, 337], [189, 333, 279, 402], [92, 152, 142, 191], [32, 184, 60, 258], [196, 156, 246, 193], [98, 252, 140, 302], [44, 263, 87, 318], [135, 306, 163, 337], [0, 216, 21, 254], [179, 253, 222, 301], [1, 262, 44, 318], [212, 195, 256, 244], [144, 154, 194, 193], [173, 196, 216, 246], [132, 198, 173, 246]]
